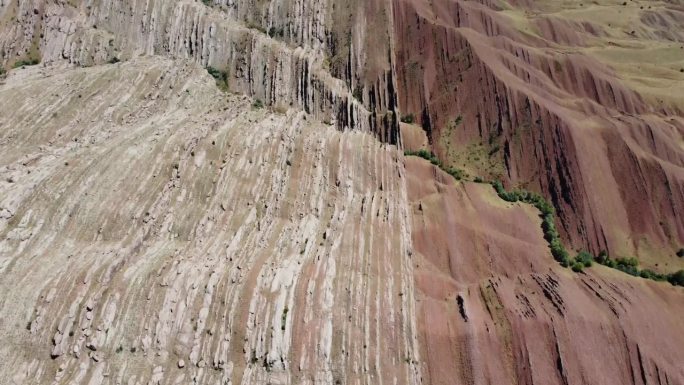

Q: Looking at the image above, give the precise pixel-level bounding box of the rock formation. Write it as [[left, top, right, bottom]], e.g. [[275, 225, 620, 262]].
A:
[[0, 0, 682, 384]]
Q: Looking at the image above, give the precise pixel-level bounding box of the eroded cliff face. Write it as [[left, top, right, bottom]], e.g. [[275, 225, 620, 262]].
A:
[[0, 0, 401, 141], [1, 0, 683, 385], [407, 156, 684, 385]]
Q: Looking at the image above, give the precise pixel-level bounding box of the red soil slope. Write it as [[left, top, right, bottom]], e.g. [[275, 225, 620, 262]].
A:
[[393, 0, 684, 268], [407, 157, 684, 385]]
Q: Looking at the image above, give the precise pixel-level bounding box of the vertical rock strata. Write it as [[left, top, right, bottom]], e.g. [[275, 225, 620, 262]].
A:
[[392, 0, 684, 260], [406, 156, 684, 385], [0, 0, 401, 142]]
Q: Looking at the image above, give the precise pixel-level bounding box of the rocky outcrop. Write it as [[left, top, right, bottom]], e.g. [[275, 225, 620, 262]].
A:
[[1, 1, 683, 384]]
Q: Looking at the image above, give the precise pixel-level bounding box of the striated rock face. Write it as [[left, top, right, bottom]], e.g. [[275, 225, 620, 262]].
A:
[[0, 0, 400, 141], [0, 58, 421, 384], [1, 0, 684, 385]]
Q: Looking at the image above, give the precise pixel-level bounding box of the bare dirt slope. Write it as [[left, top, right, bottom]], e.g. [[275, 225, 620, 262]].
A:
[[407, 156, 684, 385], [394, 0, 684, 264]]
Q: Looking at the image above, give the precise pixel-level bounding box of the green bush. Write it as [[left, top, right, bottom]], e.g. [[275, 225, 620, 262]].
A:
[[596, 250, 609, 264], [13, 58, 40, 68], [575, 251, 594, 267], [677, 248, 684, 258], [615, 257, 638, 267], [571, 262, 584, 273], [252, 99, 264, 109], [639, 269, 667, 281], [400, 114, 415, 124], [206, 66, 230, 92], [404, 149, 441, 167], [668, 270, 684, 286]]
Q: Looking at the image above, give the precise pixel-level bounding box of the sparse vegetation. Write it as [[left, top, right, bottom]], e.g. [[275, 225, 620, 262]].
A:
[[491, 180, 570, 266], [13, 57, 40, 68], [574, 250, 594, 268], [406, 150, 682, 285], [268, 26, 285, 38], [252, 99, 264, 109], [400, 114, 415, 124], [206, 66, 230, 92], [404, 149, 465, 180], [352, 86, 363, 102], [281, 307, 289, 331]]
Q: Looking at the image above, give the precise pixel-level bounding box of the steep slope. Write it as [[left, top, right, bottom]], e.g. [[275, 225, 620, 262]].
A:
[[0, 0, 400, 141], [0, 58, 421, 384], [406, 156, 684, 385], [393, 0, 684, 266]]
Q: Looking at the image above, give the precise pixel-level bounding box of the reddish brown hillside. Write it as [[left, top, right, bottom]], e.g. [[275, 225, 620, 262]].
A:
[[393, 0, 684, 267]]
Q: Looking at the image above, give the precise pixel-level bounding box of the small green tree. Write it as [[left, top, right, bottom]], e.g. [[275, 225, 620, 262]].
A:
[[400, 114, 415, 124], [668, 270, 684, 286], [571, 262, 584, 273], [575, 251, 594, 267]]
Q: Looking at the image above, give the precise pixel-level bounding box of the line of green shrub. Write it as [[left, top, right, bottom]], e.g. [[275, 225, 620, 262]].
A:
[[489, 180, 684, 285], [490, 180, 573, 266], [591, 251, 683, 286], [404, 150, 465, 180], [13, 58, 40, 68], [404, 152, 684, 287]]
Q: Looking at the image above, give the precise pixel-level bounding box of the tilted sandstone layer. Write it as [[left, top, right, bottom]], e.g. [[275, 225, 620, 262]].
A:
[[2, 0, 683, 264], [1, 0, 684, 384], [0, 59, 421, 384]]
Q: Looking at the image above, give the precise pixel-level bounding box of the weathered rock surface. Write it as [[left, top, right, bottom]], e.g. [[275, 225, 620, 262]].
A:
[[1, 0, 683, 384], [0, 58, 420, 384]]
